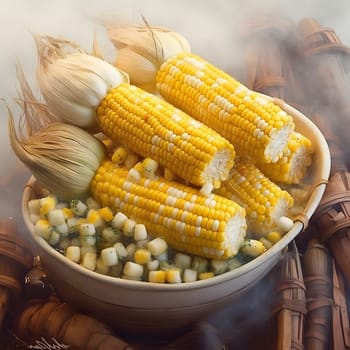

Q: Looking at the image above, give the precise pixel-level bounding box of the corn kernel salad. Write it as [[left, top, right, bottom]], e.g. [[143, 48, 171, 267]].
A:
[[27, 193, 280, 283]]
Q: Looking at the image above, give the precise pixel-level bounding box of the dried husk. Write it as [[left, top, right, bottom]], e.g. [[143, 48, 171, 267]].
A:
[[302, 239, 332, 350], [15, 62, 59, 136], [35, 35, 128, 132], [8, 110, 106, 201], [107, 19, 191, 92]]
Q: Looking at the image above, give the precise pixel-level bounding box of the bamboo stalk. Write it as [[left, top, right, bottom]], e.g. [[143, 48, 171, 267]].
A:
[[302, 239, 332, 350], [298, 17, 350, 166], [311, 170, 350, 286], [274, 242, 306, 350], [296, 18, 350, 303], [12, 296, 135, 350], [332, 261, 350, 350]]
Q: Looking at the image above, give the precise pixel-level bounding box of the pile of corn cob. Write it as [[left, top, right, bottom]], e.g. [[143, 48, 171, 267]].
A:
[[11, 26, 314, 284]]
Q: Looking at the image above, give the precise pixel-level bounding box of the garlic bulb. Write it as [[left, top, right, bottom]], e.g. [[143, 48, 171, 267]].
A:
[[36, 36, 129, 132], [107, 24, 191, 92]]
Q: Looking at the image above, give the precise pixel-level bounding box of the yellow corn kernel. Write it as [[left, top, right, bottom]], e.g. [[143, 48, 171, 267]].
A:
[[199, 272, 215, 280], [101, 136, 115, 151], [134, 248, 151, 265], [40, 196, 56, 218], [148, 270, 166, 283], [240, 239, 267, 257], [80, 251, 97, 271], [156, 52, 295, 164], [127, 167, 142, 183], [86, 209, 105, 229], [216, 159, 294, 236], [96, 83, 236, 187], [98, 206, 114, 222], [141, 158, 158, 179], [163, 168, 177, 181], [256, 132, 313, 184], [34, 219, 52, 240], [123, 218, 136, 237], [66, 246, 81, 263], [111, 146, 128, 165], [165, 269, 182, 283], [90, 160, 247, 260], [266, 231, 282, 244], [124, 152, 140, 169], [62, 207, 74, 219], [132, 161, 144, 173]]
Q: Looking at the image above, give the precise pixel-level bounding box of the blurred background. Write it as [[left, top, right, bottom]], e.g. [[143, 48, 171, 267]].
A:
[[0, 0, 349, 223]]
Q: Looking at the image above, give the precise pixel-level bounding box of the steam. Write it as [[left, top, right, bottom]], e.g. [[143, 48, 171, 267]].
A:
[[0, 0, 349, 218]]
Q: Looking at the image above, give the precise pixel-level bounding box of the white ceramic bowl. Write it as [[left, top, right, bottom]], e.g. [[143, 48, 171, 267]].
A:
[[22, 99, 331, 337]]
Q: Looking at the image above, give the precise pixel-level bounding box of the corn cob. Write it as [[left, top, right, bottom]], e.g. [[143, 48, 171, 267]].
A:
[[96, 83, 235, 188], [9, 107, 246, 260], [255, 131, 313, 184], [215, 159, 294, 236], [155, 52, 295, 164], [35, 36, 235, 189], [91, 159, 246, 259]]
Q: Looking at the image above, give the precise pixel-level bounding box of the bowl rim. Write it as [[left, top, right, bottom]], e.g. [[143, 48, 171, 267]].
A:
[[21, 98, 331, 292]]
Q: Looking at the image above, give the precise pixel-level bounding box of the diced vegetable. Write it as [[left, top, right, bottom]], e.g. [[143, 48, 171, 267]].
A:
[[81, 251, 97, 271], [27, 193, 293, 284], [134, 248, 151, 265], [123, 261, 143, 279], [147, 238, 168, 257], [149, 270, 166, 283], [66, 246, 81, 263], [101, 247, 118, 266], [70, 199, 88, 216], [165, 269, 182, 283], [240, 239, 267, 258]]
